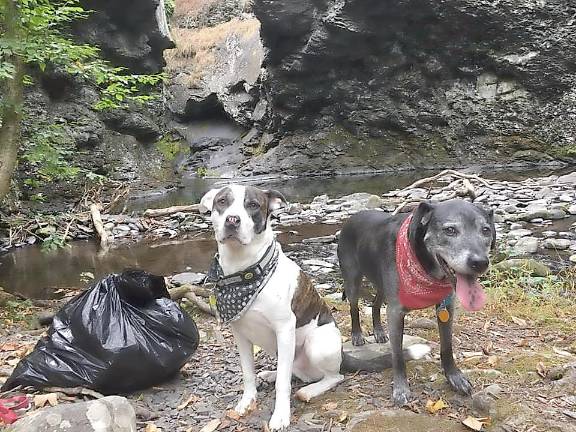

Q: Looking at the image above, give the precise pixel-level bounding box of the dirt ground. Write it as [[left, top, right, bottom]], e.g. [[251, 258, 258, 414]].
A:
[[1, 279, 575, 432]]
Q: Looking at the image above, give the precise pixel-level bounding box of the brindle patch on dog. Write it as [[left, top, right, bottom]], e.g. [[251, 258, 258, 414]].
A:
[[291, 272, 334, 328]]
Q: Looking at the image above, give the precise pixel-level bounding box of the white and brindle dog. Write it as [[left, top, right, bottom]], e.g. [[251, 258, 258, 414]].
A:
[[200, 185, 429, 430]]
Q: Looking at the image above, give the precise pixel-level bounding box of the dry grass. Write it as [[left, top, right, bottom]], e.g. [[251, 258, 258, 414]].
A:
[[164, 17, 260, 87], [172, 0, 220, 21]]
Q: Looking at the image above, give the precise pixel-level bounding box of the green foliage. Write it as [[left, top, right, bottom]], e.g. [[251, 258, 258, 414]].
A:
[[41, 231, 68, 252], [0, 0, 163, 110], [23, 124, 80, 182], [156, 135, 188, 160], [164, 0, 175, 19]]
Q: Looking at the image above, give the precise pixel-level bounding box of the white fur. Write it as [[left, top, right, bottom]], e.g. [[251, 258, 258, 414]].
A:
[[201, 186, 344, 431]]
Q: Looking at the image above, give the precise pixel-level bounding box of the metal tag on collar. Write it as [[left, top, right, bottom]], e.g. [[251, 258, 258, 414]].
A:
[[244, 271, 254, 281], [436, 294, 453, 323]]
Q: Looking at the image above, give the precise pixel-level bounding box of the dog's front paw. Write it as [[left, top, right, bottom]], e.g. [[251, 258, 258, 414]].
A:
[[373, 327, 389, 343], [446, 370, 473, 395], [234, 393, 257, 416], [392, 384, 411, 406], [268, 408, 290, 431], [351, 332, 366, 346]]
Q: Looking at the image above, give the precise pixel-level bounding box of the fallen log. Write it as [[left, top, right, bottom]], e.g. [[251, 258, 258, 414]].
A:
[[89, 203, 109, 250], [143, 204, 200, 218]]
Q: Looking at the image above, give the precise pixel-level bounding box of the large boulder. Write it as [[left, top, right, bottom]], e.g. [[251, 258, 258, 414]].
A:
[[246, 0, 576, 174], [7, 396, 136, 432]]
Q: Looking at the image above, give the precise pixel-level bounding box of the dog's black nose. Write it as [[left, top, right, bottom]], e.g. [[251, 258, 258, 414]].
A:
[[225, 215, 240, 228], [468, 256, 489, 273]]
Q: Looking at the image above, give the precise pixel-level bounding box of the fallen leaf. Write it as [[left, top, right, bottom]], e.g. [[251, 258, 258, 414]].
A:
[[34, 393, 58, 408], [145, 424, 161, 432], [426, 398, 449, 414], [487, 355, 499, 367], [462, 416, 484, 431], [199, 419, 221, 432], [482, 341, 493, 355], [482, 320, 490, 332], [537, 361, 547, 378], [177, 394, 200, 410], [0, 343, 19, 351], [322, 401, 338, 411], [337, 411, 348, 423], [511, 316, 527, 326], [226, 409, 242, 420]]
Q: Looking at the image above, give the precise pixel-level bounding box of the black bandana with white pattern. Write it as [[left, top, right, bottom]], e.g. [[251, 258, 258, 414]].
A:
[[206, 241, 280, 323]]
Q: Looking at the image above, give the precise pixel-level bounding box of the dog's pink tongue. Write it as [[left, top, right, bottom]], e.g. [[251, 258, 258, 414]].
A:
[[455, 274, 486, 311]]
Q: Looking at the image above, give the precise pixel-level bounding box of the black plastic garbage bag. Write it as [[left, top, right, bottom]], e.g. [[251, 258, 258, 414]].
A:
[[1, 270, 199, 394]]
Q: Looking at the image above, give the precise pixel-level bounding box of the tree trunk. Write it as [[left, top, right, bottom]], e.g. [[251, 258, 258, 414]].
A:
[[0, 0, 24, 201]]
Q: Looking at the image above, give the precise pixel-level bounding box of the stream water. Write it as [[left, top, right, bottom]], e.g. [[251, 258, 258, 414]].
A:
[[0, 166, 571, 299]]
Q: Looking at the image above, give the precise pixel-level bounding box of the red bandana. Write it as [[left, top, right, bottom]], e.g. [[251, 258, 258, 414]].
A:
[[396, 215, 453, 310]]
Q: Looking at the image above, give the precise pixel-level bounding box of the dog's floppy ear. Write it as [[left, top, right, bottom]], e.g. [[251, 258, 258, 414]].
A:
[[199, 188, 222, 214], [408, 201, 435, 242], [487, 207, 497, 251], [265, 189, 288, 213]]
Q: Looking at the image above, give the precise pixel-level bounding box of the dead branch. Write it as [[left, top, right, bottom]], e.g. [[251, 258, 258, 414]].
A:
[[43, 386, 104, 399], [169, 284, 210, 300], [402, 169, 494, 190], [89, 203, 109, 250], [143, 204, 200, 218], [185, 291, 214, 316]]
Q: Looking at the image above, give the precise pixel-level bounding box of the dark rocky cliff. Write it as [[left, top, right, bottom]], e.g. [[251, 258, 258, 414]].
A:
[[243, 0, 576, 175]]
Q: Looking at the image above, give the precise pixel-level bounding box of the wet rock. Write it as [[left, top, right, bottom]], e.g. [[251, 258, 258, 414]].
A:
[[9, 396, 136, 432], [541, 238, 572, 250], [568, 205, 576, 215]]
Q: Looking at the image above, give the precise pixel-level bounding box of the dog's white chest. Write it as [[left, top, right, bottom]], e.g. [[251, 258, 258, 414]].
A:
[[231, 254, 300, 355]]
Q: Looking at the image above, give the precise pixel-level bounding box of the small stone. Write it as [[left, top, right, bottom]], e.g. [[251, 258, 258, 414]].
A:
[[302, 259, 334, 268], [568, 205, 576, 215], [542, 238, 571, 250], [542, 230, 557, 238], [508, 229, 532, 238], [570, 255, 576, 264], [559, 193, 573, 202], [409, 318, 437, 330], [171, 272, 206, 285], [324, 292, 343, 302], [509, 222, 524, 230], [509, 237, 539, 256]]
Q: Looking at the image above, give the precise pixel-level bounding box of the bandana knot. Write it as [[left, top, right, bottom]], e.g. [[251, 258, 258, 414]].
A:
[[396, 215, 453, 310]]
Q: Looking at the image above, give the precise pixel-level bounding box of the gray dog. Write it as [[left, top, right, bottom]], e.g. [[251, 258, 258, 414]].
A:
[[337, 199, 495, 405]]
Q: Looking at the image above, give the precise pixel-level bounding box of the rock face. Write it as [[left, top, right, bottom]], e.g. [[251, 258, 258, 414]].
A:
[[74, 0, 174, 73], [246, 0, 576, 174], [8, 396, 136, 432]]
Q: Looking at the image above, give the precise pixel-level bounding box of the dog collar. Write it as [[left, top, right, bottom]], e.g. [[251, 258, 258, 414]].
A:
[[206, 241, 280, 323], [396, 215, 453, 310]]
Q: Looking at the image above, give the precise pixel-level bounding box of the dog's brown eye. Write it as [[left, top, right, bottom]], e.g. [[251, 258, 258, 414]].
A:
[[217, 197, 226, 205], [482, 226, 491, 235], [247, 201, 259, 209], [444, 226, 457, 236]]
